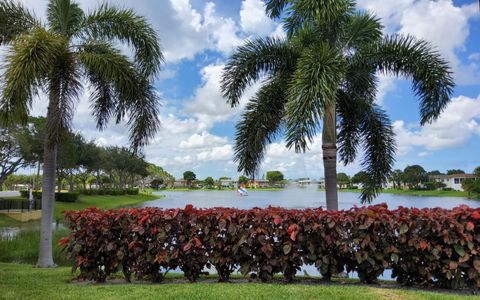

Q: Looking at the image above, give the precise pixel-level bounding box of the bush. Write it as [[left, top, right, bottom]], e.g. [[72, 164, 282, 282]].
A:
[[21, 191, 79, 202], [55, 192, 79, 202], [61, 205, 480, 289], [79, 188, 139, 196]]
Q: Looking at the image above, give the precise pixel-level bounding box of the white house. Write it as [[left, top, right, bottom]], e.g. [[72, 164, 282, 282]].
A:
[[219, 179, 236, 188], [429, 174, 477, 191]]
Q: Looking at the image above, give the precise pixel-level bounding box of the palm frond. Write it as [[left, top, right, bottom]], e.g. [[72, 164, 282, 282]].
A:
[[0, 0, 40, 45], [76, 41, 136, 129], [76, 41, 160, 151], [285, 43, 346, 152], [234, 76, 287, 176], [80, 4, 163, 78], [0, 28, 65, 126], [370, 35, 454, 124], [221, 37, 297, 107], [47, 0, 84, 37], [343, 11, 382, 50], [359, 105, 396, 203]]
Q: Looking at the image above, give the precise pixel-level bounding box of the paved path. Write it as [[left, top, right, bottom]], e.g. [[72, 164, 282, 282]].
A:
[[0, 191, 21, 197]]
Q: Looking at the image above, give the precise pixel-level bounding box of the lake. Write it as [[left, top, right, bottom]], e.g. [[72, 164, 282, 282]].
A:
[[142, 185, 480, 210]]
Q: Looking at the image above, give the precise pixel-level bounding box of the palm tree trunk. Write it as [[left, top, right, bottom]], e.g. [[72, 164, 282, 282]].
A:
[[37, 142, 57, 267], [322, 102, 338, 211]]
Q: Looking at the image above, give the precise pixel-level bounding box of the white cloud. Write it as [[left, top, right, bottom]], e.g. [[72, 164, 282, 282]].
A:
[[240, 0, 275, 36], [179, 132, 228, 149], [393, 94, 480, 154], [358, 0, 480, 85], [197, 144, 233, 161]]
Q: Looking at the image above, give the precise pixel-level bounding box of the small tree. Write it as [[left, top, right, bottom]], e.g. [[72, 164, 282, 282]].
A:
[[183, 171, 196, 187], [402, 165, 428, 190], [204, 176, 215, 188], [336, 173, 350, 189], [351, 171, 369, 186], [390, 169, 404, 189], [238, 175, 249, 185], [474, 167, 480, 178], [266, 171, 284, 182]]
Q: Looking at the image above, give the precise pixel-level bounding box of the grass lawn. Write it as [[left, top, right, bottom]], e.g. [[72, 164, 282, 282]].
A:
[[0, 193, 160, 227], [336, 189, 471, 198], [0, 263, 477, 300]]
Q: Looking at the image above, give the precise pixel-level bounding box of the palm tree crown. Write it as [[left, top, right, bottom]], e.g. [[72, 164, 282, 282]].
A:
[[221, 0, 454, 207]]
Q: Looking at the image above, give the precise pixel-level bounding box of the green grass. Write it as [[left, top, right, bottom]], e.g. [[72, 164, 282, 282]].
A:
[[157, 187, 285, 191], [335, 189, 471, 198], [0, 214, 22, 227], [0, 263, 477, 300], [53, 193, 160, 220], [0, 229, 71, 265]]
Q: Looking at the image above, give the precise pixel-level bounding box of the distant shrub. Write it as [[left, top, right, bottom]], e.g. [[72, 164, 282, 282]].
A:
[[79, 188, 138, 196], [56, 192, 79, 202]]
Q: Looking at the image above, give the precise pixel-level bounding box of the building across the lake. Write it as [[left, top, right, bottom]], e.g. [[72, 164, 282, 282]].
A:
[[429, 173, 477, 191]]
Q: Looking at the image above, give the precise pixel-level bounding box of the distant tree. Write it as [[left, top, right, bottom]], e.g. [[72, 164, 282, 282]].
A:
[[390, 169, 404, 189], [446, 169, 465, 175], [266, 171, 284, 182], [219, 176, 231, 181], [336, 173, 350, 188], [427, 170, 443, 175], [463, 179, 480, 198], [474, 167, 480, 177], [204, 176, 215, 188], [351, 171, 369, 185], [402, 165, 428, 190], [183, 171, 196, 187], [238, 175, 249, 185]]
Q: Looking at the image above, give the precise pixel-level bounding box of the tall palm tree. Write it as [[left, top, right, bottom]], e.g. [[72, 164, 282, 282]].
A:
[[221, 0, 454, 210], [0, 0, 163, 267]]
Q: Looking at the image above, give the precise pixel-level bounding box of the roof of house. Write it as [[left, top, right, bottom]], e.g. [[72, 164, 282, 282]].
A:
[[429, 174, 477, 179]]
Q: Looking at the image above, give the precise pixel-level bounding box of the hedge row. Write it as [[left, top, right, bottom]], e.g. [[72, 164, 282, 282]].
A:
[[79, 188, 139, 196], [20, 191, 79, 202], [60, 205, 480, 289]]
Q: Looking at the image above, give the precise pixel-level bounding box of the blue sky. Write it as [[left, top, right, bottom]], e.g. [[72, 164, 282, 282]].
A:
[[14, 0, 480, 179]]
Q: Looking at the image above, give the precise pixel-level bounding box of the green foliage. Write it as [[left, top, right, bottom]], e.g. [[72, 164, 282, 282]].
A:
[[204, 177, 215, 187], [336, 172, 350, 186], [401, 165, 428, 190], [351, 171, 368, 184], [237, 175, 249, 185], [79, 188, 139, 196], [474, 167, 480, 178], [266, 171, 284, 182], [183, 171, 196, 181], [446, 169, 465, 175]]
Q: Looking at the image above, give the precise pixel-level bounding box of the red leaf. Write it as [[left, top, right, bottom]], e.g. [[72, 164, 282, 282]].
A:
[[472, 211, 480, 220], [140, 215, 149, 224], [287, 224, 298, 234], [58, 237, 69, 247], [173, 208, 180, 218], [290, 231, 297, 241], [183, 242, 192, 252], [273, 218, 282, 225], [419, 241, 428, 251], [185, 204, 194, 213], [194, 237, 202, 248], [466, 222, 475, 231]]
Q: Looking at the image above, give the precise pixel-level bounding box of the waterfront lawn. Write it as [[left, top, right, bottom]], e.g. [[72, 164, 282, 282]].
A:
[[0, 214, 21, 227], [0, 263, 477, 300]]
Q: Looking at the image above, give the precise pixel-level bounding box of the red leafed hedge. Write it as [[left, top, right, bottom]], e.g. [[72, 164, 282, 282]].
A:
[[60, 204, 480, 288]]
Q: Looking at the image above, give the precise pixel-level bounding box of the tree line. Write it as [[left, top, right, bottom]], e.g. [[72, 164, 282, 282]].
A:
[[339, 165, 480, 192], [0, 117, 173, 191]]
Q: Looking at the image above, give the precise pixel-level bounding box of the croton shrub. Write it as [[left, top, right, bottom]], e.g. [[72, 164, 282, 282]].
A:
[[60, 204, 480, 288]]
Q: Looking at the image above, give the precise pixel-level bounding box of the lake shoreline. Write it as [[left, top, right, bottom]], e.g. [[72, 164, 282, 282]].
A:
[[328, 188, 474, 199]]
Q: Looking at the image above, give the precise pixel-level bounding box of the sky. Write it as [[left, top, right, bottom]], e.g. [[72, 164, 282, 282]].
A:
[[6, 0, 480, 180]]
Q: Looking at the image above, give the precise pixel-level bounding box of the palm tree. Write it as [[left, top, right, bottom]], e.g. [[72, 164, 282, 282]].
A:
[[0, 0, 163, 267], [221, 0, 454, 210]]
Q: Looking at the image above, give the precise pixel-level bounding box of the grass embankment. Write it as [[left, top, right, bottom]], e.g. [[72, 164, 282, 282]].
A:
[[0, 263, 476, 300], [336, 189, 470, 198], [0, 193, 160, 227]]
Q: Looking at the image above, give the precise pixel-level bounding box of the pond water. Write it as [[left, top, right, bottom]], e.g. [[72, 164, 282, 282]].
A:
[[142, 185, 480, 210]]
